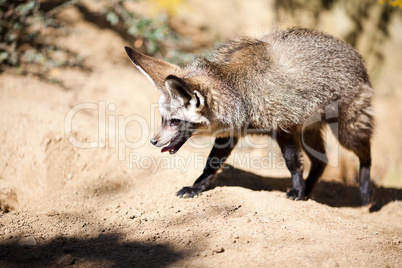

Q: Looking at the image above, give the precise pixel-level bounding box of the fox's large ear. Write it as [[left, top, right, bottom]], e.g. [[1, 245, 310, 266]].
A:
[[165, 75, 192, 104], [165, 75, 205, 110], [124, 46, 181, 94]]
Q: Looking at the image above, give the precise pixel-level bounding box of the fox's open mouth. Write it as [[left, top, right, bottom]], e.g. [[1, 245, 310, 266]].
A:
[[161, 134, 190, 154]]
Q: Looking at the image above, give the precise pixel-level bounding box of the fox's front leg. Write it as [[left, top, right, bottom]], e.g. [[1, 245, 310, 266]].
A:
[[177, 136, 238, 198]]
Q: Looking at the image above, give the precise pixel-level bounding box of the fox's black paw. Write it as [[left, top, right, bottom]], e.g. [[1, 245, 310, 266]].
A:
[[176, 186, 203, 198], [286, 188, 306, 201]]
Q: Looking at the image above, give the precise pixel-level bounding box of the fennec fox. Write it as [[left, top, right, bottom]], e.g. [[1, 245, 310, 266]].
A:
[[125, 27, 374, 205]]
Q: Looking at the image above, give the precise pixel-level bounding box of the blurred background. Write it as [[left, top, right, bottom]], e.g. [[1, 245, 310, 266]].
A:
[[2, 0, 401, 91], [2, 0, 401, 89], [1, 0, 401, 211]]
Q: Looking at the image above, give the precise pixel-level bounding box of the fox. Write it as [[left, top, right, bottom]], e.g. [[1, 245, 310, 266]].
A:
[[124, 27, 374, 205]]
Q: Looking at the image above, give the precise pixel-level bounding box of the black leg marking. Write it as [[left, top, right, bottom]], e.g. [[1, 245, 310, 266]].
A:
[[176, 136, 238, 198], [301, 127, 327, 198], [358, 153, 372, 205], [276, 131, 305, 201]]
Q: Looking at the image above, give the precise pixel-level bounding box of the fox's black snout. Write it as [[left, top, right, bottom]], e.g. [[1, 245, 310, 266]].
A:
[[150, 139, 158, 146]]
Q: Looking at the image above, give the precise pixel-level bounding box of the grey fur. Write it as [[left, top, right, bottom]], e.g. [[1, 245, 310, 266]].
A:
[[188, 28, 373, 133]]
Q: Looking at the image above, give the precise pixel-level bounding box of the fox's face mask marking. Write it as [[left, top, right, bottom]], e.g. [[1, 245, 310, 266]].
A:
[[150, 117, 197, 154], [124, 47, 209, 154]]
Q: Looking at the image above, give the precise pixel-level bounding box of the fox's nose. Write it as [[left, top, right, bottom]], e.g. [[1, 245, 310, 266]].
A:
[[150, 139, 158, 146]]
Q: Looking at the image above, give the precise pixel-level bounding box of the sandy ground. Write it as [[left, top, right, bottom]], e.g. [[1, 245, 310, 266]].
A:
[[1, 2, 401, 267]]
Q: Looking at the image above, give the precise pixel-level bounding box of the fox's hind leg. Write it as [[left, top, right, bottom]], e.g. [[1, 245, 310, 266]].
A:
[[337, 127, 373, 205], [176, 136, 238, 198], [301, 125, 327, 198], [276, 131, 306, 200], [336, 89, 374, 205]]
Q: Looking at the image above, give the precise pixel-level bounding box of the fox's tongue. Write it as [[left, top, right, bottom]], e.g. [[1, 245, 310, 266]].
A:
[[161, 145, 174, 154], [161, 135, 189, 154]]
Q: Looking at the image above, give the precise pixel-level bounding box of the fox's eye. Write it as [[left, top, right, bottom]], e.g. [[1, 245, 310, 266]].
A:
[[170, 119, 181, 126]]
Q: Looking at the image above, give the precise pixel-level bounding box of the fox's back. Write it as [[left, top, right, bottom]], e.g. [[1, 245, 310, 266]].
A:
[[205, 28, 371, 130], [263, 28, 370, 87]]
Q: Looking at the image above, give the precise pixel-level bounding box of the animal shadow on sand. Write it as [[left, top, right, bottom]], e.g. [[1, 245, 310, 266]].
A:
[[209, 165, 402, 212], [0, 233, 188, 267]]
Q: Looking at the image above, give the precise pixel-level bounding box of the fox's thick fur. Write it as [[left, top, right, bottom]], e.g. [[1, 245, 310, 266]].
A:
[[125, 27, 374, 205]]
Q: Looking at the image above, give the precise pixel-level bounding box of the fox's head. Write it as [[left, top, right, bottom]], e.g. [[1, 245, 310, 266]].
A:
[[125, 47, 212, 154]]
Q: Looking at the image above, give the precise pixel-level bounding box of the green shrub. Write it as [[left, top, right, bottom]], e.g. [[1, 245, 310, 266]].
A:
[[0, 0, 189, 78]]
